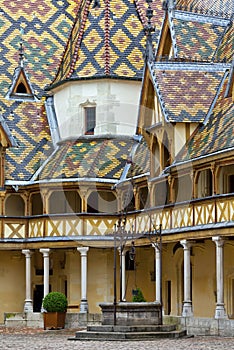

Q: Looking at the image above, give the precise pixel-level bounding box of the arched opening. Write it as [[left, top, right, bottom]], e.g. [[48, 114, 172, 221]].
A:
[[162, 132, 170, 169], [5, 194, 25, 216], [87, 191, 117, 213], [197, 169, 212, 198], [122, 189, 135, 212], [49, 190, 81, 214], [154, 180, 169, 206], [31, 193, 43, 215], [218, 164, 234, 194], [174, 174, 193, 203], [139, 186, 149, 210], [152, 140, 160, 177]]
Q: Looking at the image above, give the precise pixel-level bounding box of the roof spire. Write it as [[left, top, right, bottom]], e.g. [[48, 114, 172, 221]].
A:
[[144, 0, 155, 62], [19, 42, 24, 68]]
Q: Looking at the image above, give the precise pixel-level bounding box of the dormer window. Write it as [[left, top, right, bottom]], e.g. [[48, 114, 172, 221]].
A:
[[16, 82, 27, 94], [5, 43, 39, 102]]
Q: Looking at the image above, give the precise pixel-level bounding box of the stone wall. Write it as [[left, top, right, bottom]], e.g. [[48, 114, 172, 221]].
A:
[[164, 316, 234, 336], [4, 312, 102, 329]]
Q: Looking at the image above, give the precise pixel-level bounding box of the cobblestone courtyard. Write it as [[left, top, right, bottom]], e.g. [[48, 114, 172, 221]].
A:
[[0, 328, 233, 350]]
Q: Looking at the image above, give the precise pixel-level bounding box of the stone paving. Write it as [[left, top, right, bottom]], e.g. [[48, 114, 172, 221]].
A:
[[0, 328, 234, 350]]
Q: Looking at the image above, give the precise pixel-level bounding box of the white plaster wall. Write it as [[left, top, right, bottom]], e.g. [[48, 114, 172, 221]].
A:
[[53, 79, 141, 139]]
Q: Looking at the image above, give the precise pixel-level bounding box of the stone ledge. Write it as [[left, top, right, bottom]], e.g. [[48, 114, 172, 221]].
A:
[[99, 302, 162, 326]]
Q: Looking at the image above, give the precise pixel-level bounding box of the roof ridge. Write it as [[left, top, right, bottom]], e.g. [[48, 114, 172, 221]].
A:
[[52, 0, 91, 84], [49, 0, 148, 87], [104, 0, 110, 75]]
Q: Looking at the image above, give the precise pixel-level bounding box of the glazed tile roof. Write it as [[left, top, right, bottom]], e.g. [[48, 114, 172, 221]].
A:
[[1, 0, 162, 183], [5, 102, 53, 181], [51, 0, 165, 86], [175, 95, 234, 162], [172, 15, 228, 61], [0, 1, 78, 182], [155, 1, 233, 64], [149, 62, 229, 123], [127, 139, 150, 178], [37, 136, 149, 182], [216, 20, 234, 63], [176, 0, 233, 18]]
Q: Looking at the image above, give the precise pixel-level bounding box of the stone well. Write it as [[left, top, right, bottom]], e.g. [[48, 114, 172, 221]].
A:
[[99, 302, 162, 326]]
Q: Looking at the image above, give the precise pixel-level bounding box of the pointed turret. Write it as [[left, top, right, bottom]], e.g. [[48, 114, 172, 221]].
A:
[[50, 0, 152, 88], [47, 0, 165, 140]]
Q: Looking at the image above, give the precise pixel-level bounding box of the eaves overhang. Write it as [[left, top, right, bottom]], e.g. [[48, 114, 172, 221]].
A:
[[46, 75, 142, 92]]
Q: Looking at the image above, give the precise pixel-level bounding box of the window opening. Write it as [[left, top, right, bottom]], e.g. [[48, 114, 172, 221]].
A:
[[16, 82, 27, 94], [85, 107, 96, 135]]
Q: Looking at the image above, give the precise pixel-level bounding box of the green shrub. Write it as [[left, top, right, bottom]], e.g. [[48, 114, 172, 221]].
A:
[[42, 292, 68, 312], [132, 288, 146, 302]]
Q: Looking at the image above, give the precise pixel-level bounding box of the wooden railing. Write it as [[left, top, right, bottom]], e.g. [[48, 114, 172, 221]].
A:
[[1, 194, 233, 240]]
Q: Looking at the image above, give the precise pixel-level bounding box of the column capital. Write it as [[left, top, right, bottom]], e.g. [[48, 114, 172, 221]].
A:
[[22, 249, 33, 258], [180, 239, 194, 250], [212, 236, 225, 248], [39, 248, 51, 257], [152, 242, 160, 252], [77, 246, 89, 256], [78, 185, 90, 200]]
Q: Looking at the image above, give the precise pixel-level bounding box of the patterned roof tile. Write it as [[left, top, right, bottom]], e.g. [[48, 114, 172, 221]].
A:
[[176, 0, 233, 18], [176, 96, 234, 161], [52, 0, 165, 85], [0, 1, 78, 181], [150, 63, 227, 123], [216, 22, 234, 63], [37, 137, 149, 181], [173, 17, 227, 61]]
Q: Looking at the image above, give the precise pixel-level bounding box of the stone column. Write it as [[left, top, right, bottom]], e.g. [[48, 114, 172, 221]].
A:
[[212, 236, 227, 319], [180, 240, 193, 317], [39, 248, 51, 298], [22, 249, 33, 312], [118, 247, 127, 301], [153, 243, 161, 304], [77, 247, 89, 313]]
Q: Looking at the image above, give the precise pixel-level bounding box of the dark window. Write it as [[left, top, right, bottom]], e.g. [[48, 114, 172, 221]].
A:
[[16, 82, 27, 94], [85, 107, 96, 135], [229, 175, 234, 193]]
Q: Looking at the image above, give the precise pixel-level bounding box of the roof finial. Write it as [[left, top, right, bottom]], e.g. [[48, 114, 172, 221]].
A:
[[19, 42, 24, 68], [92, 0, 100, 9], [144, 0, 155, 62]]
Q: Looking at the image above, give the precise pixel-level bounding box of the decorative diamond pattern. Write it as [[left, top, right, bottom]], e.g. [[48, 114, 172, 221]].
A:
[[152, 66, 226, 122], [174, 17, 226, 61], [177, 97, 234, 161], [0, 0, 78, 181], [37, 137, 149, 181], [52, 0, 156, 84]]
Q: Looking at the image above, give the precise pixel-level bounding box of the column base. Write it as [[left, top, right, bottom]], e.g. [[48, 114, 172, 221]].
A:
[[80, 300, 89, 313], [214, 303, 227, 319], [24, 299, 33, 313], [182, 301, 193, 317]]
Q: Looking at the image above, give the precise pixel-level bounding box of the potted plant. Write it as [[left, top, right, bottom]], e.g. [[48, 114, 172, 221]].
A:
[[132, 287, 146, 302], [42, 292, 68, 330]]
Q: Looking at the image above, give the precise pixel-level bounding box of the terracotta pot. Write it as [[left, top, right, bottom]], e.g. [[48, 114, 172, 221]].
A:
[[43, 312, 66, 330]]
